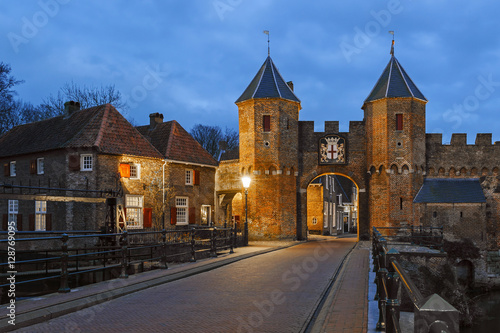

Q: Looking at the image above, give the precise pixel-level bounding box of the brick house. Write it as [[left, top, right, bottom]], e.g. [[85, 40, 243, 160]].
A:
[[0, 103, 217, 233], [136, 113, 218, 228]]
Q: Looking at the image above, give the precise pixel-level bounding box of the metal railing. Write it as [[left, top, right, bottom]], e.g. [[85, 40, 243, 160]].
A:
[[372, 227, 459, 333], [0, 225, 242, 298]]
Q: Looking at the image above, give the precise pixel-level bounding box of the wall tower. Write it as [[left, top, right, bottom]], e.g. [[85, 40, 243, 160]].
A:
[[235, 56, 301, 239], [362, 48, 427, 228]]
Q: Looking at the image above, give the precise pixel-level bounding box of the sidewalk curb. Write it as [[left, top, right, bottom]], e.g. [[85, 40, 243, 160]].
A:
[[1, 244, 297, 332], [303, 241, 359, 332]]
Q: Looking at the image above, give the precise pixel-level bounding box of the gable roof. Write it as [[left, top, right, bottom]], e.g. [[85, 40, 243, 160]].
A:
[[364, 55, 427, 104], [413, 178, 486, 203], [0, 104, 163, 159], [235, 56, 300, 104], [136, 121, 218, 167]]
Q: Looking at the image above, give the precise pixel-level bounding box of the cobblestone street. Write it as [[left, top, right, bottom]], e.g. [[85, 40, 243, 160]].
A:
[[13, 238, 358, 333]]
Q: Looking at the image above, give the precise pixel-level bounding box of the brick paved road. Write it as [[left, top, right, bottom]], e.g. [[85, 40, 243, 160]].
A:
[[14, 238, 356, 333]]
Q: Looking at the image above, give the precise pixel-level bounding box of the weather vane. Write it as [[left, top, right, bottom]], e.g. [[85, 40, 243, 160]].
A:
[[389, 31, 395, 56], [263, 30, 270, 56]]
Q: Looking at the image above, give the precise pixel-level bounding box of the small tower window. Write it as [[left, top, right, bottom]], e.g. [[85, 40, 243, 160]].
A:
[[396, 114, 403, 131], [263, 115, 271, 132]]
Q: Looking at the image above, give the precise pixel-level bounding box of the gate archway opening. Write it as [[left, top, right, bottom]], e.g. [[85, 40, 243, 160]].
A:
[[306, 173, 359, 240]]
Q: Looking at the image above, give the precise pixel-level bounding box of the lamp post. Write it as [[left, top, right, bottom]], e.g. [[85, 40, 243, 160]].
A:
[[242, 176, 251, 246]]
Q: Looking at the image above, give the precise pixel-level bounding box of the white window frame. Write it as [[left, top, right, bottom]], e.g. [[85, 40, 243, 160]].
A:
[[129, 164, 140, 179], [201, 205, 211, 225], [8, 200, 18, 230], [35, 200, 47, 231], [176, 196, 189, 225], [125, 195, 143, 229], [81, 154, 93, 171], [185, 169, 193, 185], [37, 157, 44, 175], [10, 161, 16, 177]]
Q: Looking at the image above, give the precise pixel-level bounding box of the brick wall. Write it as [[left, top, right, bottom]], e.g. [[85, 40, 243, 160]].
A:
[[307, 185, 323, 234]]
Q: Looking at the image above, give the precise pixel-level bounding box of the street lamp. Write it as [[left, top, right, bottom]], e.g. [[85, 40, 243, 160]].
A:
[[242, 176, 251, 245]]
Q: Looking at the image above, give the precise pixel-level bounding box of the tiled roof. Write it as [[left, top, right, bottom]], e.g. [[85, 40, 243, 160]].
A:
[[364, 55, 427, 103], [0, 104, 163, 159], [413, 179, 486, 203], [219, 148, 239, 161], [235, 56, 300, 104], [136, 121, 218, 167]]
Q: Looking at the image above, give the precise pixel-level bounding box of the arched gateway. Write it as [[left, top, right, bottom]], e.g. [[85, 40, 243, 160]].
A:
[[215, 45, 498, 243]]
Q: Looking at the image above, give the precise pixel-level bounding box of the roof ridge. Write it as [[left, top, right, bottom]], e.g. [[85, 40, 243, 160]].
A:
[[93, 104, 110, 148], [164, 120, 177, 157], [394, 57, 414, 98], [62, 105, 103, 147]]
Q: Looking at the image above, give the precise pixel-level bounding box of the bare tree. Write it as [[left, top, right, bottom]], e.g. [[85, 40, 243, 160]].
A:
[[190, 124, 239, 158], [40, 81, 127, 116], [0, 62, 23, 135]]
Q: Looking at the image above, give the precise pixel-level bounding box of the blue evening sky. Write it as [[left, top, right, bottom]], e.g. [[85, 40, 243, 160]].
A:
[[1, 1, 500, 143]]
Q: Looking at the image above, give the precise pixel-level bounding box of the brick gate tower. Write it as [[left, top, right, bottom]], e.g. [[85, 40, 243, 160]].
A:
[[363, 46, 428, 228], [235, 56, 301, 239]]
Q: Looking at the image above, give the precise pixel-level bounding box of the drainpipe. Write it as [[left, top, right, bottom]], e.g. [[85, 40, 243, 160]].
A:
[[162, 160, 167, 229]]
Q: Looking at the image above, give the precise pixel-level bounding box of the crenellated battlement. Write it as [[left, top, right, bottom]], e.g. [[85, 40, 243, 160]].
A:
[[426, 133, 500, 177], [426, 133, 500, 146], [298, 120, 365, 134]]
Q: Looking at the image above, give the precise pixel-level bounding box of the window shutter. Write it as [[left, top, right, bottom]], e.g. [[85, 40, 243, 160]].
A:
[[170, 207, 177, 225], [119, 164, 131, 178], [2, 214, 7, 231], [69, 155, 80, 171], [17, 214, 23, 231], [143, 208, 152, 228], [194, 170, 200, 185], [396, 114, 403, 131], [189, 207, 196, 224], [30, 160, 37, 174], [4, 164, 9, 177], [263, 115, 271, 132], [29, 214, 35, 231], [46, 214, 52, 231]]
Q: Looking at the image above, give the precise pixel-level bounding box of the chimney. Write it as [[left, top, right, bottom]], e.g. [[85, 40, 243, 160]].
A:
[[64, 101, 81, 116], [149, 112, 164, 129], [286, 81, 294, 91]]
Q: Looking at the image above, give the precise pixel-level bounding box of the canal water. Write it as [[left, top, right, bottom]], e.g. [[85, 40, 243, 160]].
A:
[[462, 290, 500, 332]]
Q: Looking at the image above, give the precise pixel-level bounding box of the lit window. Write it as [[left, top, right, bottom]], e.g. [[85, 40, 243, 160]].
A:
[[125, 195, 143, 229], [37, 158, 44, 175], [176, 197, 188, 225], [81, 154, 93, 171], [185, 170, 193, 185], [8, 200, 18, 230], [10, 161, 16, 176], [130, 164, 140, 179], [35, 200, 47, 231]]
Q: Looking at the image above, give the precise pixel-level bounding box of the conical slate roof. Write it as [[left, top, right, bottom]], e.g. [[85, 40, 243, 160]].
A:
[[364, 55, 427, 103], [236, 56, 300, 104]]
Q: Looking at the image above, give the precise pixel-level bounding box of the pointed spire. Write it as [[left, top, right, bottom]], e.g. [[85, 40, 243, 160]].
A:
[[235, 56, 300, 104], [364, 53, 427, 103]]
